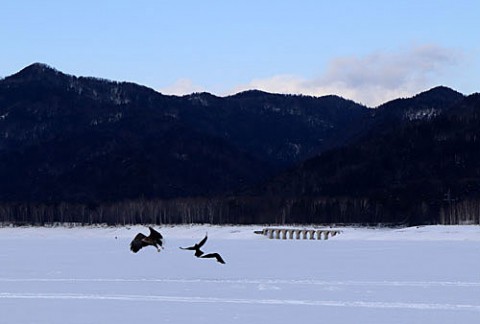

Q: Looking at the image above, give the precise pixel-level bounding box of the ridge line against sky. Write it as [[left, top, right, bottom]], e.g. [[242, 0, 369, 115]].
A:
[[1, 0, 479, 107]]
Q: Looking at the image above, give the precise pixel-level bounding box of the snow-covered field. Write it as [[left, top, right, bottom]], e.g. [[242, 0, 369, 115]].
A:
[[1, 225, 479, 324]]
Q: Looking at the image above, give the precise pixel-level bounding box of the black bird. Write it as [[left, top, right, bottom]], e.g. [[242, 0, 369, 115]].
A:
[[180, 234, 225, 264], [179, 234, 208, 257], [130, 227, 164, 253]]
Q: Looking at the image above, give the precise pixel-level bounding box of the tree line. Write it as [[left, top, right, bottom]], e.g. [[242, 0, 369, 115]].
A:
[[1, 195, 479, 226]]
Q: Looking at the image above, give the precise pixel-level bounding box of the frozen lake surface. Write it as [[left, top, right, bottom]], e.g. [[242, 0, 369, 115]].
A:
[[1, 225, 479, 323]]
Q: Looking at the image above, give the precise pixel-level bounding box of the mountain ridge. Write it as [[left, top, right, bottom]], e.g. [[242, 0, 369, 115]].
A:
[[252, 92, 480, 225], [0, 63, 370, 202], [1, 63, 477, 226]]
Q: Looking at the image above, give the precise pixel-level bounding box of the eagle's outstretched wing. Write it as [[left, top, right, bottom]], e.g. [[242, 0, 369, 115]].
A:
[[148, 227, 163, 240], [201, 252, 226, 264], [130, 233, 147, 253], [148, 226, 164, 248]]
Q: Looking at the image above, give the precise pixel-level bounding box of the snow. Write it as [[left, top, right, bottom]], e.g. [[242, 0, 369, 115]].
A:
[[404, 108, 439, 121], [1, 225, 479, 323]]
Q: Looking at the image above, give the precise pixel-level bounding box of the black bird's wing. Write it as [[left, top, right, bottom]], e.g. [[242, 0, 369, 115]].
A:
[[179, 245, 196, 250], [201, 253, 226, 264], [130, 233, 147, 253], [180, 234, 208, 251], [179, 245, 204, 257], [197, 234, 208, 248]]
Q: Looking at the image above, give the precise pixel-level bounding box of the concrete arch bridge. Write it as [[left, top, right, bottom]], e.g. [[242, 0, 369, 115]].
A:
[[255, 228, 341, 240]]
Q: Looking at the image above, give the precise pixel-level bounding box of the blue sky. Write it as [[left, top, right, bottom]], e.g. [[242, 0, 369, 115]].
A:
[[1, 0, 478, 106]]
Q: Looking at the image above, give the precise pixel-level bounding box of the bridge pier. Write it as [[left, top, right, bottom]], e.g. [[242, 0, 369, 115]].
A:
[[267, 229, 274, 239], [288, 230, 294, 239], [316, 230, 323, 240], [301, 230, 308, 239]]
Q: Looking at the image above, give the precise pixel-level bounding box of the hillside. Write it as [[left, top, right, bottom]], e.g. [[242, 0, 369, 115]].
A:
[[256, 92, 480, 225], [0, 63, 369, 203]]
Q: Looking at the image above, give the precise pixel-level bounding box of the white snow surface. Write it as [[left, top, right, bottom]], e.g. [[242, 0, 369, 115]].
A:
[[1, 224, 479, 324]]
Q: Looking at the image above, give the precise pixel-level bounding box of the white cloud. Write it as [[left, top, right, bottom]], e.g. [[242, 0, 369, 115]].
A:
[[232, 44, 463, 106], [159, 78, 205, 96]]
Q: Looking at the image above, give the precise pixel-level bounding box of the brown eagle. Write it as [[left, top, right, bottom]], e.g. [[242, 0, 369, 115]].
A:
[[130, 227, 164, 253], [180, 234, 225, 264]]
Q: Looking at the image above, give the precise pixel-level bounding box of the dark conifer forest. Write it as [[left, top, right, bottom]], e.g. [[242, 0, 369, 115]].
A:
[[1, 63, 479, 225]]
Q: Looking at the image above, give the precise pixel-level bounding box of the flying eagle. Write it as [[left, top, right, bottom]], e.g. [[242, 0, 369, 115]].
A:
[[180, 234, 225, 264], [130, 227, 164, 253]]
